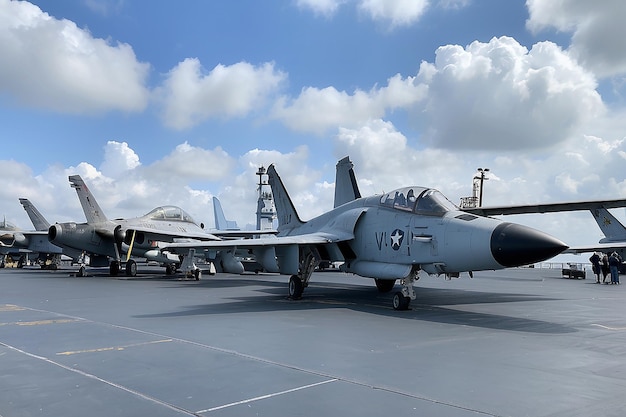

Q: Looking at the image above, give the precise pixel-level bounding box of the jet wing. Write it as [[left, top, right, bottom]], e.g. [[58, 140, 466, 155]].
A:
[[124, 226, 221, 243], [464, 198, 626, 216], [0, 230, 47, 248], [158, 231, 348, 252], [210, 229, 277, 239], [564, 242, 626, 254], [157, 207, 366, 252]]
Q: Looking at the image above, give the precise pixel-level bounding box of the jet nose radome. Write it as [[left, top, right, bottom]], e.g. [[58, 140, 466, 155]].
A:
[[491, 222, 568, 267]]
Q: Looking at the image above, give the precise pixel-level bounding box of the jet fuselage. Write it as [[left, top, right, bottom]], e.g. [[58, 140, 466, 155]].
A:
[[277, 187, 566, 278]]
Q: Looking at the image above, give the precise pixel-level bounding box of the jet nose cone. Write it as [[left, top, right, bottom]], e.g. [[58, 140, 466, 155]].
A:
[[491, 222, 568, 267]]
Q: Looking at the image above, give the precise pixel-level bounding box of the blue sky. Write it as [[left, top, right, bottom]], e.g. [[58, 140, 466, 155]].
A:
[[1, 0, 626, 262]]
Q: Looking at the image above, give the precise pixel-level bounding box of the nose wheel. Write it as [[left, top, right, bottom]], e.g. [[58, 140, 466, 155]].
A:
[[392, 266, 419, 310], [289, 275, 304, 299], [393, 292, 410, 310]]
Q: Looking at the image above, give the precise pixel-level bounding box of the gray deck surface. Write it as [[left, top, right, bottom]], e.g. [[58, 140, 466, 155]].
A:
[[0, 265, 624, 417]]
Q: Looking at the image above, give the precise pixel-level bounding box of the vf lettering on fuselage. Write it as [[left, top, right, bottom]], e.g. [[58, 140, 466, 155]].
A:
[[375, 229, 406, 251]]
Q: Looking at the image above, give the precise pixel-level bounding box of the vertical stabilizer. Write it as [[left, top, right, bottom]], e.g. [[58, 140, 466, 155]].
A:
[[69, 175, 108, 224], [213, 197, 239, 230], [267, 164, 304, 232], [592, 208, 626, 242], [334, 156, 361, 208], [19, 198, 50, 231]]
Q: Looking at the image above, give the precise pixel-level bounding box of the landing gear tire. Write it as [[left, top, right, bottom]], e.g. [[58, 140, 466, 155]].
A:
[[165, 264, 175, 275], [125, 260, 137, 277], [194, 269, 201, 280], [393, 291, 410, 311], [375, 279, 396, 293], [77, 266, 86, 277], [289, 275, 304, 299], [110, 261, 120, 276]]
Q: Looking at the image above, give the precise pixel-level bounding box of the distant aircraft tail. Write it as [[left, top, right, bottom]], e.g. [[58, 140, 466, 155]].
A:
[[267, 164, 304, 232], [212, 197, 239, 230], [334, 156, 361, 208], [591, 208, 626, 243], [69, 175, 108, 224], [19, 198, 50, 231]]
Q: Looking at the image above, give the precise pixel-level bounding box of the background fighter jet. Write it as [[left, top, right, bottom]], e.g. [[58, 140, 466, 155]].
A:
[[0, 200, 64, 269], [212, 196, 240, 231], [156, 158, 568, 310], [48, 175, 275, 278], [0, 218, 26, 267], [48, 175, 223, 278], [564, 208, 626, 260]]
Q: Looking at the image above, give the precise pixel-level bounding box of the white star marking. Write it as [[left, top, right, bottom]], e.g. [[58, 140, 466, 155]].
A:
[[390, 229, 403, 248]]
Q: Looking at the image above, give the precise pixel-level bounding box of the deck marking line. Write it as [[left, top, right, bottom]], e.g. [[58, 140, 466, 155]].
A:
[[0, 340, 201, 416], [196, 379, 338, 413], [57, 339, 173, 356], [14, 304, 499, 416], [591, 324, 626, 331]]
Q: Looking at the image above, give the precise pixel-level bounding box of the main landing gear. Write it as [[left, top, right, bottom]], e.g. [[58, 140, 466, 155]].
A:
[[109, 260, 137, 277], [287, 248, 317, 299], [391, 267, 420, 311], [125, 259, 138, 277], [180, 248, 201, 280]]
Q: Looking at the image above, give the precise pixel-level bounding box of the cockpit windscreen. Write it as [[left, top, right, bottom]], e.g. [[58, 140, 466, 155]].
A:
[[144, 206, 197, 224], [380, 187, 457, 216]]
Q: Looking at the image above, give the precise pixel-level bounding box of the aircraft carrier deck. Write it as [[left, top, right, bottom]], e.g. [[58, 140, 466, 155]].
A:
[[0, 265, 624, 417]]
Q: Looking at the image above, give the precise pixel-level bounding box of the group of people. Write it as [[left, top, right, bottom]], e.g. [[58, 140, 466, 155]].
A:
[[590, 251, 623, 284]]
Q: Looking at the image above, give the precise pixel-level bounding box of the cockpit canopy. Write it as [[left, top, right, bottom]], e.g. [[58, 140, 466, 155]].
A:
[[144, 206, 197, 224], [0, 220, 18, 231], [380, 187, 458, 216]]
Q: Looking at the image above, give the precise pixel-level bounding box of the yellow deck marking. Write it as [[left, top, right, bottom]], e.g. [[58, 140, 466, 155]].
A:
[[0, 304, 26, 312], [0, 318, 80, 326], [57, 339, 173, 356]]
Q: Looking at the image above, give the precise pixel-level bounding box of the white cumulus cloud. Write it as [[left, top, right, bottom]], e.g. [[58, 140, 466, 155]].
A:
[[144, 142, 236, 182], [358, 0, 429, 28], [296, 0, 433, 28], [272, 74, 426, 134], [296, 0, 347, 16], [0, 0, 150, 113], [158, 59, 286, 130], [526, 0, 626, 78], [99, 141, 141, 177], [414, 36, 604, 150]]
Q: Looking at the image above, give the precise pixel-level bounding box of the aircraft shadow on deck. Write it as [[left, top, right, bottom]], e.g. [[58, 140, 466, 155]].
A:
[[8, 268, 575, 334], [135, 279, 575, 335]]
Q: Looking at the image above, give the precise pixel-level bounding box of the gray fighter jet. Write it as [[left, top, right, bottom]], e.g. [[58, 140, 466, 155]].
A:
[[564, 208, 626, 259], [48, 175, 224, 278], [0, 200, 64, 269], [154, 159, 568, 310]]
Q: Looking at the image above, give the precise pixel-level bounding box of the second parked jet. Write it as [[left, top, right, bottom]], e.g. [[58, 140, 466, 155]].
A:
[[48, 175, 226, 277]]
